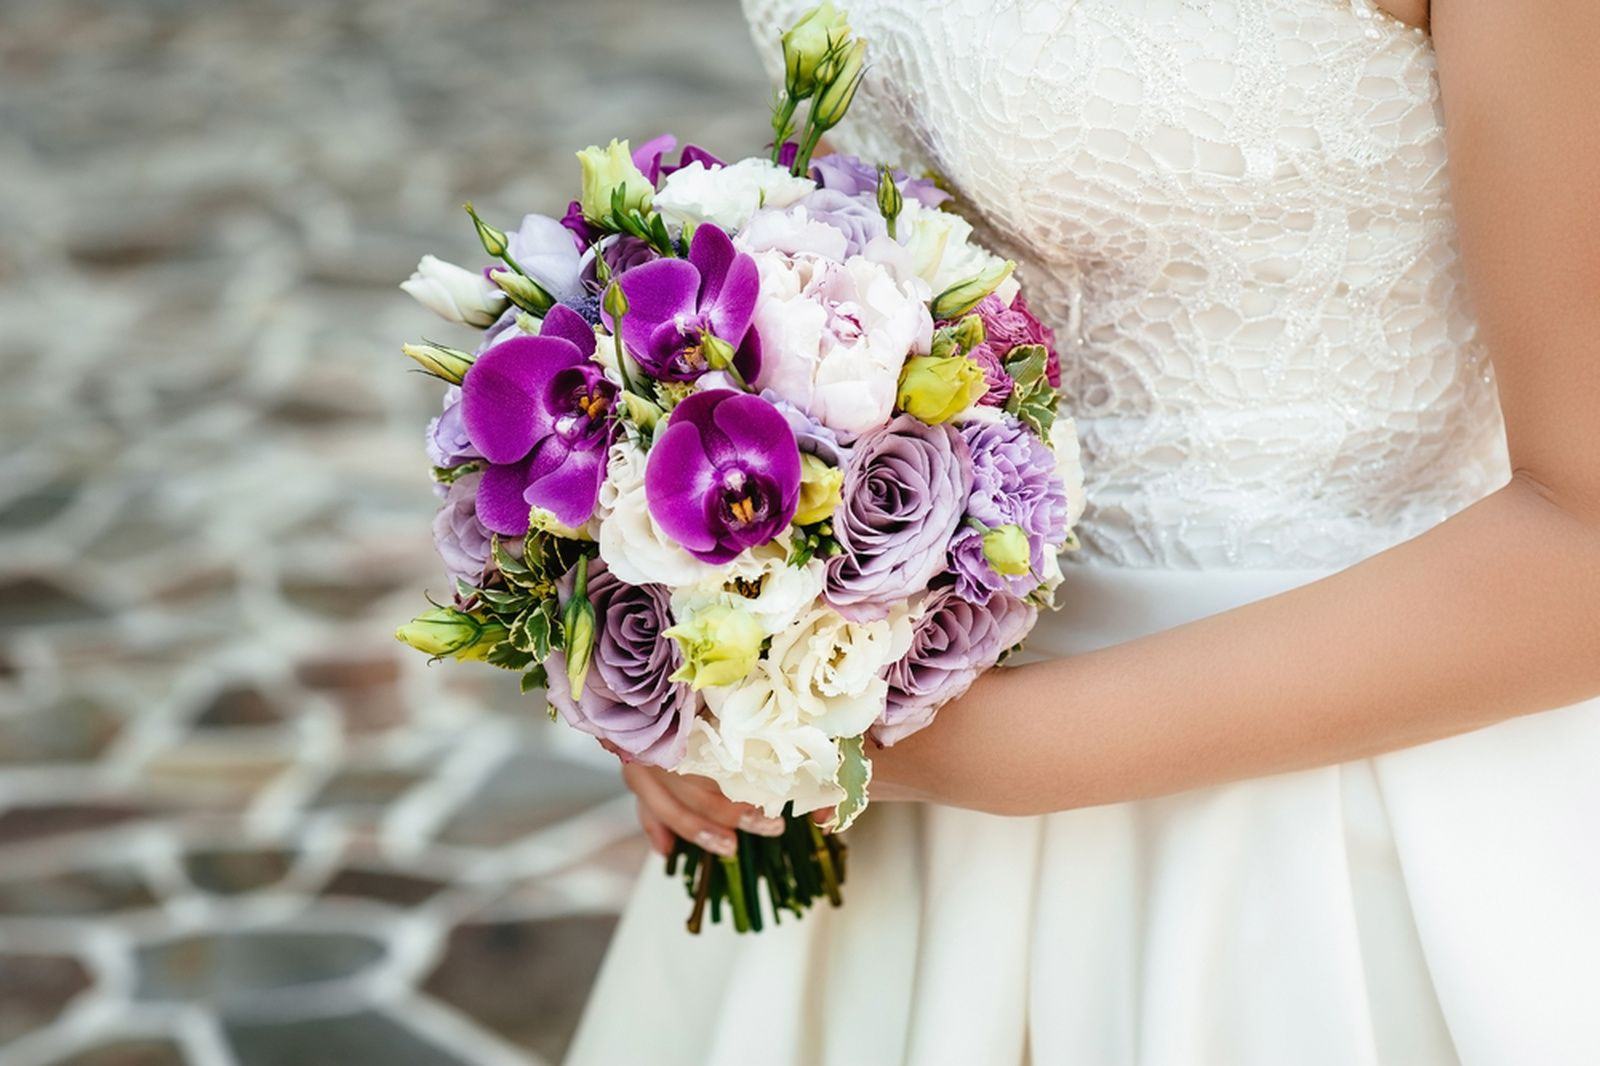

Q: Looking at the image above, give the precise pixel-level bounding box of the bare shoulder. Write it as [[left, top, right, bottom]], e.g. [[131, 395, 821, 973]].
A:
[[1372, 0, 1429, 30]]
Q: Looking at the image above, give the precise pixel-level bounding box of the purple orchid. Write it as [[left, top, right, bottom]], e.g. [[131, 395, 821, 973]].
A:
[[460, 303, 615, 535], [645, 389, 801, 563], [631, 134, 724, 181], [611, 223, 762, 382]]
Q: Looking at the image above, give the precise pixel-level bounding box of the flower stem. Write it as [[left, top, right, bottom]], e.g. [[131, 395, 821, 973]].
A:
[[810, 821, 844, 907], [770, 96, 799, 165], [720, 855, 751, 933], [686, 851, 714, 934]]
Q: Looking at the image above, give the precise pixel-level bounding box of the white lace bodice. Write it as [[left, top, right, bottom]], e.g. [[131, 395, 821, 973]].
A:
[[742, 0, 1509, 569]]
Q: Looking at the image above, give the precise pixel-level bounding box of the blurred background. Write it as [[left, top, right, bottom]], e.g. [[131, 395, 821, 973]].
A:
[[0, 0, 768, 1062]]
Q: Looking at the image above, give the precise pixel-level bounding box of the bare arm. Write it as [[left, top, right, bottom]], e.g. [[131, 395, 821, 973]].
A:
[[869, 0, 1600, 816]]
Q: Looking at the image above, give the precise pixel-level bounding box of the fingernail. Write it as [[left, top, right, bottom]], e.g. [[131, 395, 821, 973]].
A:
[[738, 813, 785, 837], [696, 830, 736, 856]]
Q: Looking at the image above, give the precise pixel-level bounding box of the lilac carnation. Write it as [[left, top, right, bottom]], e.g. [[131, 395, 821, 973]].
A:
[[760, 388, 853, 467], [426, 386, 480, 471], [811, 152, 951, 209], [432, 472, 494, 586], [963, 342, 1015, 406], [824, 415, 974, 621], [949, 418, 1069, 603], [794, 188, 888, 257], [546, 560, 696, 767], [872, 585, 1037, 747]]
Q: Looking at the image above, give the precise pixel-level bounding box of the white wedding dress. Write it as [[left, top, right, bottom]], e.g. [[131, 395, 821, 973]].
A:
[[567, 2, 1600, 1063]]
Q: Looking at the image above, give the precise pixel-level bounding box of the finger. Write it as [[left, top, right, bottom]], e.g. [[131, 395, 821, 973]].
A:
[[629, 769, 739, 857], [636, 799, 675, 857], [670, 776, 785, 837]]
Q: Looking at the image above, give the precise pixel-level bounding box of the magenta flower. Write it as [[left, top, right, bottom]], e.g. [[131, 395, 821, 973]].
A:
[[645, 389, 801, 564], [460, 303, 615, 535], [611, 223, 762, 382], [972, 292, 1062, 388]]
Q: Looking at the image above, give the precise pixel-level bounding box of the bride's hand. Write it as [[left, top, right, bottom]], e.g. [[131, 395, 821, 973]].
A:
[[612, 754, 786, 858]]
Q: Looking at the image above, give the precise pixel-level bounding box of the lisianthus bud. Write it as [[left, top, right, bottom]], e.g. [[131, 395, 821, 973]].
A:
[[530, 507, 593, 540], [602, 280, 629, 321], [618, 390, 664, 432], [811, 38, 867, 131], [982, 523, 1032, 576], [577, 139, 655, 223], [562, 557, 598, 700], [931, 260, 1017, 320], [395, 607, 505, 662], [950, 313, 987, 352], [897, 355, 988, 424], [464, 203, 509, 258], [401, 342, 476, 385], [489, 269, 556, 315], [401, 255, 509, 328], [794, 452, 844, 526], [664, 603, 764, 690], [782, 1, 851, 98], [876, 165, 903, 237], [699, 331, 737, 372]]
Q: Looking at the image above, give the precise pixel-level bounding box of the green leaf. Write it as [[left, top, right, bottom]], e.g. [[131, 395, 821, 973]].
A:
[[1003, 344, 1048, 391], [828, 734, 873, 832], [485, 641, 535, 671], [520, 666, 548, 694]]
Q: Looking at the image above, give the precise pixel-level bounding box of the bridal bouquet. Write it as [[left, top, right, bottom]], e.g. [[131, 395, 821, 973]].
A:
[[394, 3, 1084, 933]]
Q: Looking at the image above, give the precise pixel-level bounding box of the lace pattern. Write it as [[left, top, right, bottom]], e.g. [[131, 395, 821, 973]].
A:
[[742, 0, 1507, 568]]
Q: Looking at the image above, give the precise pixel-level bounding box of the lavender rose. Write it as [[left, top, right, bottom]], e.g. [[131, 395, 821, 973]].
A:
[[546, 560, 697, 767], [871, 585, 1037, 747], [432, 471, 494, 587], [824, 415, 974, 620], [949, 418, 1069, 604], [793, 188, 889, 257]]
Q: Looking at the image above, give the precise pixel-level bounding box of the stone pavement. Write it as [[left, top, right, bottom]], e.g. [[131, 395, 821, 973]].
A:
[[0, 1, 770, 1062]]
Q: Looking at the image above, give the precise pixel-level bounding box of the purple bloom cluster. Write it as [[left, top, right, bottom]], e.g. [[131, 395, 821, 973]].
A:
[[811, 152, 950, 209], [949, 418, 1068, 604]]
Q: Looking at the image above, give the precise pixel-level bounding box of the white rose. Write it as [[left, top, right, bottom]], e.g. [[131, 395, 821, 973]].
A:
[[653, 158, 816, 233], [1049, 416, 1087, 528], [670, 536, 824, 636], [400, 255, 508, 328], [749, 248, 934, 437], [765, 600, 919, 738], [677, 679, 844, 817], [595, 440, 721, 588], [894, 199, 1019, 303]]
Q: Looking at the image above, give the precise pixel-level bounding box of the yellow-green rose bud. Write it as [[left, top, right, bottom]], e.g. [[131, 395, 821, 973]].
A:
[[395, 607, 505, 662], [401, 342, 475, 385], [577, 139, 655, 222], [951, 312, 987, 352], [811, 38, 867, 131], [981, 524, 1032, 576], [793, 453, 844, 526], [665, 604, 764, 690], [931, 259, 1016, 320], [781, 1, 851, 98], [897, 355, 988, 424]]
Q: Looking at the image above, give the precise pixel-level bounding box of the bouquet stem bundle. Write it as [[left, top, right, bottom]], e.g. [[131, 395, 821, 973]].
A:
[[669, 810, 847, 934]]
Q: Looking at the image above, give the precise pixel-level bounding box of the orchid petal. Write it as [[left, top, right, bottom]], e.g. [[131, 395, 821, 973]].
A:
[[538, 302, 597, 357], [526, 444, 607, 528], [616, 257, 699, 367], [461, 336, 575, 463], [645, 420, 720, 553], [475, 455, 536, 536]]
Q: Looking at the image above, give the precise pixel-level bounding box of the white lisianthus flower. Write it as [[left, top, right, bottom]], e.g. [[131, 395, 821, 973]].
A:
[[653, 158, 816, 232], [894, 199, 1021, 304], [765, 600, 920, 738], [748, 247, 934, 437], [401, 255, 508, 328], [595, 440, 721, 588], [677, 680, 845, 817], [670, 536, 824, 636], [1049, 416, 1087, 528]]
